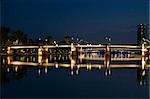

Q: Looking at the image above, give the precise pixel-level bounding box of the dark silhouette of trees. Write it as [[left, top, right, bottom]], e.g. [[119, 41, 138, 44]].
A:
[[0, 27, 10, 45], [44, 35, 53, 44], [64, 35, 72, 44], [0, 27, 28, 45], [34, 35, 54, 45], [10, 30, 28, 44]]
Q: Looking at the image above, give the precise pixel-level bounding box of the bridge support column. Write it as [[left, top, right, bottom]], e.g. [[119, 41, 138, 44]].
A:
[[70, 57, 76, 76], [38, 47, 43, 65], [7, 47, 12, 55], [79, 47, 83, 63], [45, 47, 48, 52], [141, 57, 145, 70], [106, 45, 111, 55], [38, 47, 43, 56], [142, 44, 145, 57], [104, 45, 111, 76], [44, 47, 49, 56], [71, 43, 76, 56], [7, 56, 12, 64], [45, 55, 48, 64], [141, 44, 148, 70], [137, 67, 146, 85]]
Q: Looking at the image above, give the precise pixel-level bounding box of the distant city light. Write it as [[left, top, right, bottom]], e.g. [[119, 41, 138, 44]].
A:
[[54, 41, 57, 44], [45, 39, 48, 42], [39, 38, 41, 40]]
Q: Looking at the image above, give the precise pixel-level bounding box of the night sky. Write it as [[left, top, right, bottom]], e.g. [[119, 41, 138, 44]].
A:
[[1, 0, 149, 44]]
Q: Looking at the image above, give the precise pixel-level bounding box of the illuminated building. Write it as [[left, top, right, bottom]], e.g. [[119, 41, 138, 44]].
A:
[[137, 24, 148, 45]]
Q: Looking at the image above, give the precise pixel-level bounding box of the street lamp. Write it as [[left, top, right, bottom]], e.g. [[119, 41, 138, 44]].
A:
[[54, 40, 57, 45], [39, 38, 41, 41], [105, 36, 112, 45], [71, 37, 74, 40]]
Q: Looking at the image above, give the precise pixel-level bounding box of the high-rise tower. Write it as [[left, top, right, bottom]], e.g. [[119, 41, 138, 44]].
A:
[[137, 24, 148, 45]]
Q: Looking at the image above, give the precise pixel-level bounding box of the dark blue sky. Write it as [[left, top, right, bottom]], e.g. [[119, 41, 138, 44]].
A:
[[1, 0, 149, 44]]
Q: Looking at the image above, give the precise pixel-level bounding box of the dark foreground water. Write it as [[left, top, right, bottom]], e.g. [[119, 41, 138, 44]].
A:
[[1, 55, 150, 98]]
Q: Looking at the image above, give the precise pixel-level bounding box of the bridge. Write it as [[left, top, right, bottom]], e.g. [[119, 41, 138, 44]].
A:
[[3, 55, 149, 79], [5, 52, 150, 71], [8, 44, 147, 49], [7, 44, 150, 56]]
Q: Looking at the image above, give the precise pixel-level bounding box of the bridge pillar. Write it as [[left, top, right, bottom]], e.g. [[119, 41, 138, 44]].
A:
[[71, 43, 76, 56], [141, 44, 145, 57], [45, 55, 48, 64], [44, 47, 49, 56], [104, 45, 111, 76], [38, 55, 42, 65], [106, 45, 111, 55], [38, 47, 43, 56], [137, 69, 146, 85], [70, 57, 76, 76], [38, 47, 43, 65], [7, 56, 12, 64], [7, 47, 12, 55], [104, 55, 111, 76], [79, 47, 83, 63], [45, 47, 48, 52], [141, 44, 148, 70]]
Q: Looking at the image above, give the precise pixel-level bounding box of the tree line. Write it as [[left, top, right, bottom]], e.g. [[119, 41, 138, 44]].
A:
[[0, 27, 76, 46]]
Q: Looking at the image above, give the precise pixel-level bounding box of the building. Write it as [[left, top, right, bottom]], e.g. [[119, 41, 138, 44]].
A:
[[137, 24, 148, 45]]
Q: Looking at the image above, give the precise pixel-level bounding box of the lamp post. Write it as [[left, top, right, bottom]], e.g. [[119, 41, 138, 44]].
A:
[[54, 40, 58, 46], [105, 36, 111, 45], [104, 36, 112, 76], [54, 40, 56, 45]]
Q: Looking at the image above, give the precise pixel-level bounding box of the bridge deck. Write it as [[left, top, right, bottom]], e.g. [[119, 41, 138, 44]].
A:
[[9, 61, 150, 68], [9, 45, 150, 49]]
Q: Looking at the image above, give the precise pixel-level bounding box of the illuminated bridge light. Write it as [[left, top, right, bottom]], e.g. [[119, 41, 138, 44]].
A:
[[105, 71, 108, 76], [71, 70, 74, 76], [86, 64, 88, 70], [7, 68, 10, 72], [89, 64, 91, 70], [45, 67, 48, 74], [77, 65, 80, 69], [38, 68, 41, 75], [15, 66, 18, 72], [3, 58, 5, 64], [108, 69, 111, 75], [76, 69, 79, 75], [142, 70, 145, 76], [55, 63, 58, 68], [99, 65, 101, 69], [7, 56, 11, 64], [7, 47, 11, 54]]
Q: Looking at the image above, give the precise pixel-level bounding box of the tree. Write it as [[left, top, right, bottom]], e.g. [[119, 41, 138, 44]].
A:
[[0, 27, 10, 45], [44, 35, 53, 44], [11, 30, 27, 44], [64, 36, 71, 44]]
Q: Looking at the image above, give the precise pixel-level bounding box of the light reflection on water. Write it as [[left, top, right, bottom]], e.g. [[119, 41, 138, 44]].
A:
[[1, 54, 150, 98]]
